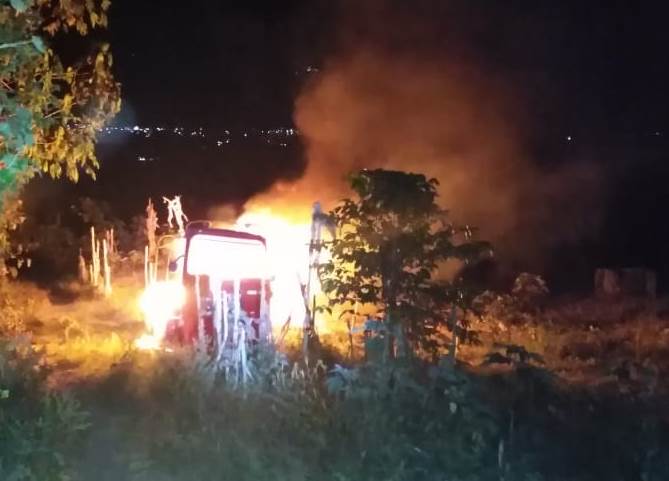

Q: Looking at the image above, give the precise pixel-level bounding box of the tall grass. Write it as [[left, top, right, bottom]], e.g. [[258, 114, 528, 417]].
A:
[[0, 337, 90, 481], [2, 333, 669, 481], [67, 341, 667, 481]]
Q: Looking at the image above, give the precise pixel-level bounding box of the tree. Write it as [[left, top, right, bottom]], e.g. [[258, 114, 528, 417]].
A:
[[320, 169, 491, 359], [0, 0, 120, 271]]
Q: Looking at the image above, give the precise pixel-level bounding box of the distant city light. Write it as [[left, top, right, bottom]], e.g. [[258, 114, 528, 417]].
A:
[[98, 124, 298, 148]]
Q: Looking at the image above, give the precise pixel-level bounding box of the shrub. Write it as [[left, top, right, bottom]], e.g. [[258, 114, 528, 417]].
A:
[[0, 337, 90, 481], [511, 273, 549, 312], [112, 347, 503, 481], [0, 281, 37, 336], [472, 273, 549, 328]]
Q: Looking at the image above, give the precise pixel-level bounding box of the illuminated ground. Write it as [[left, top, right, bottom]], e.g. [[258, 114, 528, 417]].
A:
[[23, 277, 145, 387], [17, 274, 668, 401]]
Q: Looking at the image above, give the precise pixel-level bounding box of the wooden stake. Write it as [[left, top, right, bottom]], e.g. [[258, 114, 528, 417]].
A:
[[146, 198, 158, 258], [102, 239, 112, 297], [144, 245, 149, 286], [90, 226, 98, 287], [155, 243, 160, 283], [78, 249, 88, 283], [96, 239, 101, 281], [96, 239, 101, 289]]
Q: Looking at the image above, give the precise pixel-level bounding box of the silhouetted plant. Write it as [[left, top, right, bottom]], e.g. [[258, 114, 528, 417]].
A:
[[321, 169, 491, 360]]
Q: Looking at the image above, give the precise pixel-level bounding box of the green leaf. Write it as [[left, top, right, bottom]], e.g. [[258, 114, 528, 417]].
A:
[[0, 107, 33, 151], [31, 35, 46, 53]]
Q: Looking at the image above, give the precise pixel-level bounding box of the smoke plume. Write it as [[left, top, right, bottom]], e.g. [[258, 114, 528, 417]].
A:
[[245, 2, 607, 275]]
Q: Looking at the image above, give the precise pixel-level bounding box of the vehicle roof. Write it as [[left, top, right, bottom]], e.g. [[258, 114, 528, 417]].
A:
[[185, 223, 266, 245]]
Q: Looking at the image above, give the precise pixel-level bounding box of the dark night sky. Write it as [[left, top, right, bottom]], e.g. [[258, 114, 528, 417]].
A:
[[107, 0, 669, 133], [107, 0, 335, 127]]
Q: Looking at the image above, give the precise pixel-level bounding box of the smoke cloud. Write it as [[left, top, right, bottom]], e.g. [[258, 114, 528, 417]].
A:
[[245, 2, 608, 275]]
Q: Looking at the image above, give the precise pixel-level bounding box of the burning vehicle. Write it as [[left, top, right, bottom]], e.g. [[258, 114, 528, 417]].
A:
[[136, 201, 333, 375], [138, 223, 272, 359]]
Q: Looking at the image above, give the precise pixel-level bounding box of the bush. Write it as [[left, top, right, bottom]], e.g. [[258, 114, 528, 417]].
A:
[[511, 273, 549, 312], [472, 273, 549, 328], [103, 342, 669, 481], [0, 281, 38, 336], [0, 337, 90, 481], [107, 347, 503, 481]]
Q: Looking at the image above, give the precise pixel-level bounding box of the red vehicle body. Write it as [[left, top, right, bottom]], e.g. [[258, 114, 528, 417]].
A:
[[164, 224, 271, 346]]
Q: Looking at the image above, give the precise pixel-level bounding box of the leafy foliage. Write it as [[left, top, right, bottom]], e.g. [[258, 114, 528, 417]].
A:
[[82, 345, 669, 481], [0, 278, 35, 334], [511, 273, 549, 312], [473, 273, 549, 328], [321, 169, 491, 357], [0, 196, 26, 276], [0, 0, 120, 268], [6, 195, 148, 280], [103, 348, 503, 481]]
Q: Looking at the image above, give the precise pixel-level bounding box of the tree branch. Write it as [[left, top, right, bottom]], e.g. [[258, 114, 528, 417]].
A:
[[0, 40, 32, 50], [0, 79, 14, 92], [43, 108, 62, 119]]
